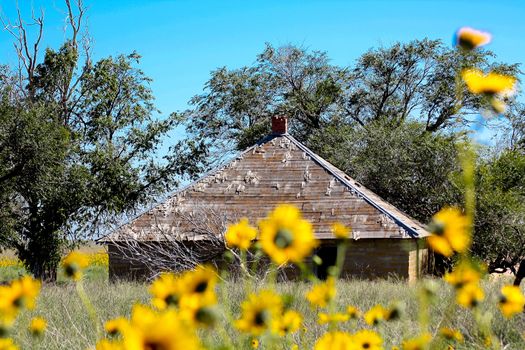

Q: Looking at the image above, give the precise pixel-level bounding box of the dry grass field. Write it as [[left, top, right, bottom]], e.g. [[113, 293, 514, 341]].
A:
[[1, 260, 524, 350]]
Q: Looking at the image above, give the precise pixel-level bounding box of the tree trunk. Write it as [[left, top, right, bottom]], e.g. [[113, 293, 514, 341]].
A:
[[513, 259, 525, 286], [28, 260, 58, 282], [18, 227, 62, 282]]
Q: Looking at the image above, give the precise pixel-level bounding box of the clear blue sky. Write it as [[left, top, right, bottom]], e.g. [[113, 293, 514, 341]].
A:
[[1, 0, 524, 144]]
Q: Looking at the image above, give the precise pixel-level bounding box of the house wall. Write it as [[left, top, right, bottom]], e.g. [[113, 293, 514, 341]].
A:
[[340, 238, 428, 280], [107, 238, 428, 281], [107, 243, 150, 280]]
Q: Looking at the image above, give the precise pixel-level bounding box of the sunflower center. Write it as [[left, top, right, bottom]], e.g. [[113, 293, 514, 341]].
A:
[[274, 228, 294, 249], [387, 308, 400, 320], [13, 296, 25, 308], [194, 281, 208, 293], [65, 263, 78, 278], [144, 341, 167, 350], [363, 342, 370, 349], [254, 310, 271, 326], [164, 293, 179, 306]]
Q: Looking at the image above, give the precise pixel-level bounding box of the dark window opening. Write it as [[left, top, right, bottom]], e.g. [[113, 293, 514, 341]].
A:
[[315, 246, 337, 280]]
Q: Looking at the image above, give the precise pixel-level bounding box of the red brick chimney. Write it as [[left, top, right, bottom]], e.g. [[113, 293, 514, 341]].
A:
[[271, 115, 288, 134]]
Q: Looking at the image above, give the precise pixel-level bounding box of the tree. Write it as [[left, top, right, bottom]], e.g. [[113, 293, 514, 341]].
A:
[[309, 120, 462, 223], [176, 41, 518, 172], [179, 44, 346, 168], [0, 1, 197, 279], [473, 149, 525, 276]]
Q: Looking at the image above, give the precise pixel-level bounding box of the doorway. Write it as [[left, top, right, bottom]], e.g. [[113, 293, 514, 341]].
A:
[[315, 245, 338, 280]]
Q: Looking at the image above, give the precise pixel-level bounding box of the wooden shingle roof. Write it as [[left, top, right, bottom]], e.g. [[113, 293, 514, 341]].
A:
[[103, 132, 429, 242]]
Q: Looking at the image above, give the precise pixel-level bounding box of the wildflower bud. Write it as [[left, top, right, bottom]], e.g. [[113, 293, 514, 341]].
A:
[[421, 280, 439, 301], [489, 97, 506, 114], [312, 255, 323, 266], [331, 222, 351, 239], [386, 302, 405, 321], [327, 265, 339, 277], [195, 306, 219, 327], [454, 27, 491, 50], [223, 250, 235, 263], [281, 294, 294, 309]]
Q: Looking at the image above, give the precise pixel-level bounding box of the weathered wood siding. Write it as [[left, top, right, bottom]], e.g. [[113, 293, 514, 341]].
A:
[[108, 243, 150, 280], [341, 239, 428, 280], [108, 239, 428, 281]]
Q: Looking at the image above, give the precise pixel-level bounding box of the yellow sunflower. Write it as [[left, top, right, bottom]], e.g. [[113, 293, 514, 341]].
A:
[[149, 272, 185, 310], [318, 312, 349, 325], [235, 290, 283, 336], [62, 251, 90, 281], [351, 329, 383, 350], [105, 317, 130, 336], [306, 277, 336, 308], [0, 276, 41, 313], [225, 218, 257, 250], [498, 285, 525, 318], [314, 331, 354, 350], [122, 304, 202, 350], [259, 204, 318, 264], [364, 305, 389, 326], [275, 310, 302, 336], [28, 317, 47, 337], [0, 338, 19, 350], [346, 305, 361, 319], [181, 265, 218, 298], [179, 293, 218, 327], [95, 339, 123, 350], [0, 286, 20, 326], [454, 27, 491, 50], [456, 283, 484, 309], [444, 261, 485, 289], [331, 222, 351, 239], [427, 207, 470, 257], [401, 333, 432, 350], [462, 69, 516, 97], [439, 327, 464, 343]]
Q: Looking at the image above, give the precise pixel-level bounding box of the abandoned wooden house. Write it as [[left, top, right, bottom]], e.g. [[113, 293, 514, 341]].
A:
[[101, 116, 429, 281]]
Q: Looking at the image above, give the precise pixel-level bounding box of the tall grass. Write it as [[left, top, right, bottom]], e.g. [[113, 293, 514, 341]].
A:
[[2, 264, 523, 350]]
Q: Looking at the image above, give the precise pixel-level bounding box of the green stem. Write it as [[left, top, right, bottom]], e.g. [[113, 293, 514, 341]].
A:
[[75, 279, 102, 339]]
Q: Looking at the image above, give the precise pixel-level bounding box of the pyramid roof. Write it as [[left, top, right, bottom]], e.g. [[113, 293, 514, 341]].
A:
[[103, 130, 429, 242]]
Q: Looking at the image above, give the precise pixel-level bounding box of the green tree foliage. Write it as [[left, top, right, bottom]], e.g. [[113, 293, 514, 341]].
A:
[[309, 121, 462, 222], [178, 40, 518, 168], [0, 4, 197, 279], [181, 44, 345, 164], [474, 149, 525, 274]]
